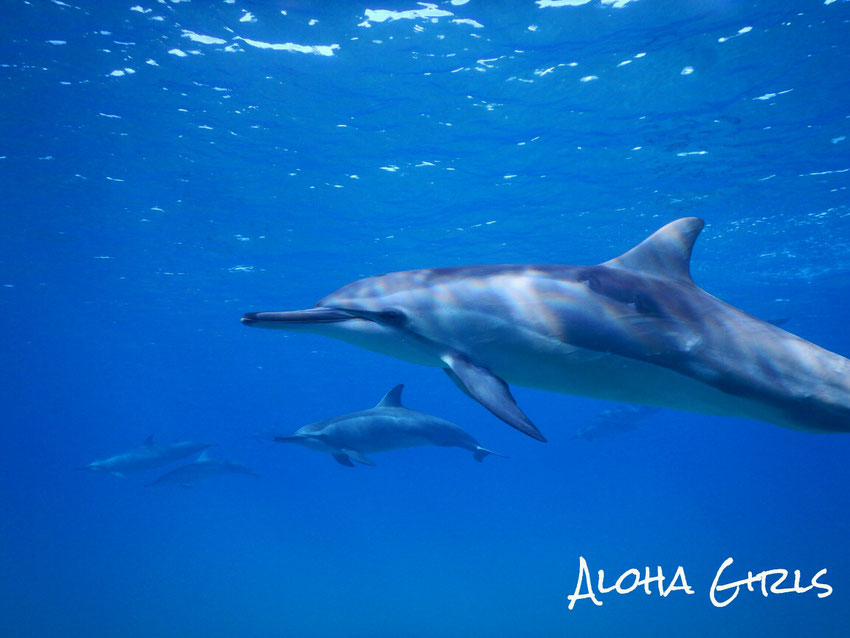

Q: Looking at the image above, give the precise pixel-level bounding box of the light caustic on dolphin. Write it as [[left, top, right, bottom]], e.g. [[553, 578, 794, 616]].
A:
[[242, 218, 850, 441]]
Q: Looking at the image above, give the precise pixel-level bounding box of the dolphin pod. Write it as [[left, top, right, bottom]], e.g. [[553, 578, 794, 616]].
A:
[[274, 384, 504, 466], [75, 436, 213, 478], [242, 217, 850, 441]]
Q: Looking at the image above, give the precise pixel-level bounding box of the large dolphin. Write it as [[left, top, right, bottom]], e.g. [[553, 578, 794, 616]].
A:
[[274, 384, 504, 466], [76, 436, 213, 478], [242, 218, 850, 441], [145, 451, 259, 487]]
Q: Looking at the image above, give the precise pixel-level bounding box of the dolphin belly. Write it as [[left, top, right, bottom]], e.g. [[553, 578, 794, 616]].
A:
[[491, 346, 792, 428]]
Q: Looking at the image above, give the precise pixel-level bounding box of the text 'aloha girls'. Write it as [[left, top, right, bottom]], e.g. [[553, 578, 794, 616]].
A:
[[567, 556, 832, 609]]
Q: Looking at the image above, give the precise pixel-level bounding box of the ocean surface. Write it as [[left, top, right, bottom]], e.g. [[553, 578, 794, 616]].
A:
[[2, 0, 850, 636]]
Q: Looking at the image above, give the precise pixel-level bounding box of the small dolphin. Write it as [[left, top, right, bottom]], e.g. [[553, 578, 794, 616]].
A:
[[145, 451, 259, 487], [274, 384, 504, 466], [572, 405, 662, 441], [243, 218, 850, 440], [76, 436, 213, 478]]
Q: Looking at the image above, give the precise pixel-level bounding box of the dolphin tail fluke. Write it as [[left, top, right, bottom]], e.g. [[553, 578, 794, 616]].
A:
[[473, 446, 507, 462]]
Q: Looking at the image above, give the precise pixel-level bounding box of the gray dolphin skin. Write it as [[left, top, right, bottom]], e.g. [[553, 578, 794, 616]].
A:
[[76, 436, 213, 478], [274, 384, 504, 466], [242, 218, 850, 441], [145, 451, 259, 487]]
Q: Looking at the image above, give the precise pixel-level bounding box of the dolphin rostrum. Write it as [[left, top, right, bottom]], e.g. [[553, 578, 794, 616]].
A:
[[145, 451, 259, 487], [242, 218, 850, 441], [274, 384, 504, 466], [76, 436, 213, 478]]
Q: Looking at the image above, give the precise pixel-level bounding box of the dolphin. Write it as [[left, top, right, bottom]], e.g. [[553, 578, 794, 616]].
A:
[[242, 217, 850, 441], [76, 436, 214, 478], [274, 384, 504, 466], [571, 404, 662, 442], [145, 451, 259, 487]]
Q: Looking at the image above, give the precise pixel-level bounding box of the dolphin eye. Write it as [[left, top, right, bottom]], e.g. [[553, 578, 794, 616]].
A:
[[378, 309, 406, 325]]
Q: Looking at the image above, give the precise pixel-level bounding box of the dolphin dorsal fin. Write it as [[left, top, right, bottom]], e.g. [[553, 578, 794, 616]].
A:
[[144, 435, 154, 446], [196, 451, 210, 462], [376, 384, 404, 408], [603, 217, 704, 282]]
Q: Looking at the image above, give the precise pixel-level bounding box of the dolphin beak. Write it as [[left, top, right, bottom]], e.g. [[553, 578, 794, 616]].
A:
[[241, 308, 355, 328]]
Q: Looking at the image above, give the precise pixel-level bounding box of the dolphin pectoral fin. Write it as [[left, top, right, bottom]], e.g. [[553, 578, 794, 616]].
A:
[[341, 449, 376, 466], [441, 353, 548, 442], [332, 453, 355, 467], [443, 367, 476, 400]]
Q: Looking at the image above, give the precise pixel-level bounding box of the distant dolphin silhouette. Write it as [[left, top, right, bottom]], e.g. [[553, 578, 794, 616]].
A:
[[274, 384, 504, 466], [572, 404, 662, 441], [145, 451, 259, 487], [76, 436, 213, 478], [243, 218, 850, 441]]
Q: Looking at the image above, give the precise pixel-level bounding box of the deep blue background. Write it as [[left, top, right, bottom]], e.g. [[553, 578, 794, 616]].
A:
[[2, 0, 849, 636]]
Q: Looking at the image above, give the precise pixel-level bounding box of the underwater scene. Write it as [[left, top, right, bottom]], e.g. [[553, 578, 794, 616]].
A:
[[3, 0, 850, 636]]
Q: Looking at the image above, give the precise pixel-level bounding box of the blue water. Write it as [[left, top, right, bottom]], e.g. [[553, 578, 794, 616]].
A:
[[2, 0, 849, 635]]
